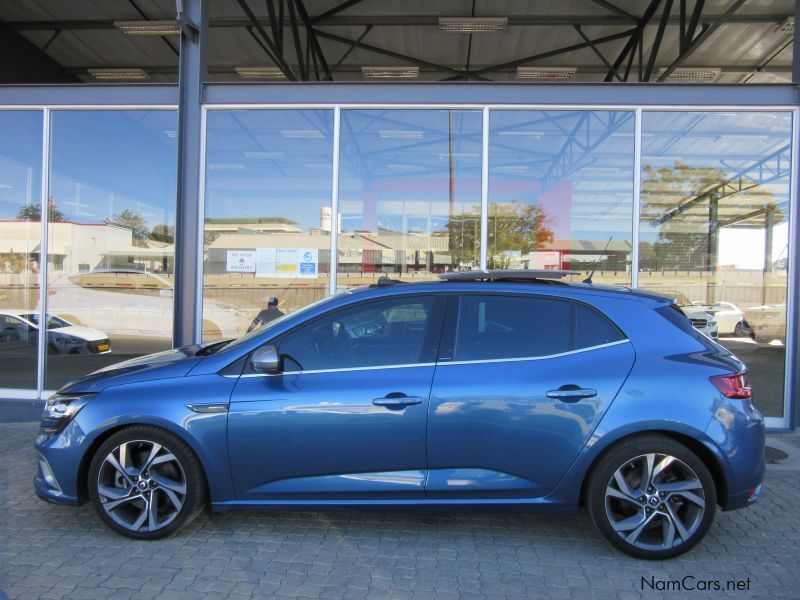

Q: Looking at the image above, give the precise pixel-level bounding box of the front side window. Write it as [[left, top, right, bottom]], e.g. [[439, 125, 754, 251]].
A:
[[278, 296, 436, 372], [453, 295, 624, 362]]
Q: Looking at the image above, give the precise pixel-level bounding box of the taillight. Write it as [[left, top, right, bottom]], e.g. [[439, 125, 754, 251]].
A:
[[710, 371, 752, 399]]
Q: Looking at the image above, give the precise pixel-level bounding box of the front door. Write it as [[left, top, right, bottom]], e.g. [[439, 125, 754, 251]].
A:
[[427, 293, 635, 498], [228, 294, 445, 501]]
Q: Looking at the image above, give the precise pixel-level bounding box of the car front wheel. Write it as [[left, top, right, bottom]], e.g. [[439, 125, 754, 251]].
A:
[[586, 435, 717, 559], [88, 426, 206, 539]]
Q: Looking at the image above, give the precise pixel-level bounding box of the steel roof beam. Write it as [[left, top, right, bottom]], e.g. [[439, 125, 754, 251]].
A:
[[4, 14, 791, 31], [657, 0, 746, 81], [313, 29, 490, 81]]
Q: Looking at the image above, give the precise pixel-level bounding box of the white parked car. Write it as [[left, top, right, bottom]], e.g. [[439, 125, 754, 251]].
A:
[[743, 303, 786, 346], [0, 310, 111, 354], [692, 301, 747, 336], [646, 290, 718, 339], [43, 270, 250, 341]]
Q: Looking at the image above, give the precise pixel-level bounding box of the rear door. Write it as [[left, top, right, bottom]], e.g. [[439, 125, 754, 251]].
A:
[[426, 293, 635, 498]]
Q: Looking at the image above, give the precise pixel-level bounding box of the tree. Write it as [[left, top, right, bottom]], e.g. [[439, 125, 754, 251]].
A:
[[105, 209, 150, 247], [446, 200, 554, 270], [639, 161, 781, 271], [16, 198, 65, 222], [150, 223, 175, 244]]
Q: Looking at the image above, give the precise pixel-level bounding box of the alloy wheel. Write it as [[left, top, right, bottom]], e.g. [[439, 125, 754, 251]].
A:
[[96, 440, 187, 533], [604, 452, 706, 551]]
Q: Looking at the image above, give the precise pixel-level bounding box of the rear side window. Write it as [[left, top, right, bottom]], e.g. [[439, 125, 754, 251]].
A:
[[453, 295, 625, 362]]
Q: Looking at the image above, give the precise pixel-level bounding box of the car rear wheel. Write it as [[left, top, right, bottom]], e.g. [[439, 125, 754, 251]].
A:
[[88, 426, 206, 539], [586, 435, 716, 559]]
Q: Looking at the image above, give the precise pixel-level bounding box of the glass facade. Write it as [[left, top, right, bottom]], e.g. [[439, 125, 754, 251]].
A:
[[0, 103, 795, 426], [639, 111, 792, 419], [489, 110, 635, 281], [0, 111, 43, 390], [337, 109, 483, 287], [202, 109, 334, 341]]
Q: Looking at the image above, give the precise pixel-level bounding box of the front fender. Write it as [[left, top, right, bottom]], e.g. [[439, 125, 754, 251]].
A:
[[67, 374, 238, 503]]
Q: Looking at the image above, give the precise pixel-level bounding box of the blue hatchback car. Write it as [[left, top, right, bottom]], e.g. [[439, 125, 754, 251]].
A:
[[35, 270, 765, 559]]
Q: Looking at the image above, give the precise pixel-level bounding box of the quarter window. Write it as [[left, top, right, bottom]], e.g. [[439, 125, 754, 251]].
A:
[[453, 295, 624, 362], [278, 296, 436, 372]]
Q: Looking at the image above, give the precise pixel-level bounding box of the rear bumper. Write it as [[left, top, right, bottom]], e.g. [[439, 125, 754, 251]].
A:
[[705, 397, 766, 511]]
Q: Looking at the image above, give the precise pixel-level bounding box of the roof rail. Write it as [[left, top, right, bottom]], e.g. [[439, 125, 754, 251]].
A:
[[438, 269, 579, 283], [369, 276, 405, 288]]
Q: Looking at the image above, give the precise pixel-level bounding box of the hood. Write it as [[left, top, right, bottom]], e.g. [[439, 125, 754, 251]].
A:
[[58, 342, 216, 393], [679, 305, 712, 320], [50, 325, 108, 341]]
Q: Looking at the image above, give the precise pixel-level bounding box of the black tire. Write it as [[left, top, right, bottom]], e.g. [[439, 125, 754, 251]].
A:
[[586, 434, 717, 560], [733, 321, 745, 337], [87, 425, 207, 539]]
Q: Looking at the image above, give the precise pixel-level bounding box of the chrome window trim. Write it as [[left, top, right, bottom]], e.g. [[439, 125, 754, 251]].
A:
[[227, 339, 630, 379], [440, 339, 631, 367], [231, 361, 437, 378]]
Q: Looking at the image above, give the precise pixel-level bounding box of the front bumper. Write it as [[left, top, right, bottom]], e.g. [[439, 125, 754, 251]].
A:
[[34, 452, 79, 505], [33, 422, 87, 506]]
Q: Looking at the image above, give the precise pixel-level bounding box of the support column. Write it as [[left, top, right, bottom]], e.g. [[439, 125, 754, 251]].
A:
[[707, 195, 719, 303], [173, 0, 208, 347], [790, 108, 800, 428], [763, 206, 774, 305]]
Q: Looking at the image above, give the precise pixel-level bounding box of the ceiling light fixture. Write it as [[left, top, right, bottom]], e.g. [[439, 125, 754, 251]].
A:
[[379, 130, 424, 139], [439, 17, 507, 33], [656, 68, 720, 82], [361, 66, 419, 79], [88, 68, 150, 81], [234, 66, 287, 80], [114, 20, 181, 36], [516, 67, 576, 81], [280, 130, 324, 138]]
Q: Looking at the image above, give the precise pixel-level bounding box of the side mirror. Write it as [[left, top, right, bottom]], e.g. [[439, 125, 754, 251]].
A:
[[250, 344, 281, 374]]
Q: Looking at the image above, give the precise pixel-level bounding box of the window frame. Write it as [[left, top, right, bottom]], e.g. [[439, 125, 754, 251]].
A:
[[244, 293, 448, 375], [438, 291, 628, 365]]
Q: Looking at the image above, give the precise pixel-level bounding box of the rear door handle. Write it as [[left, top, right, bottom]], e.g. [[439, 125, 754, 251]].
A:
[[373, 394, 423, 409], [546, 386, 597, 402]]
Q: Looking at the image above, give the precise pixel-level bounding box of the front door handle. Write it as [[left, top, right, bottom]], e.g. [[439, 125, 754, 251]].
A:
[[373, 394, 423, 409], [546, 385, 597, 402]]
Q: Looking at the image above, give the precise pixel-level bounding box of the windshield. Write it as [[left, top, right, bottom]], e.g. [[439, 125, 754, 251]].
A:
[[22, 314, 70, 329], [218, 292, 345, 353]]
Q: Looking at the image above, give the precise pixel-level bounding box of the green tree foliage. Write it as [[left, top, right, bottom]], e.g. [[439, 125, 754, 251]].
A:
[[446, 200, 554, 269], [105, 209, 150, 247], [16, 199, 65, 222], [150, 223, 175, 244], [640, 161, 780, 271]]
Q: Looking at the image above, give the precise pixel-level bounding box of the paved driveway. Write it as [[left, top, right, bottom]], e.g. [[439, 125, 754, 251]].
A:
[[1, 421, 799, 599]]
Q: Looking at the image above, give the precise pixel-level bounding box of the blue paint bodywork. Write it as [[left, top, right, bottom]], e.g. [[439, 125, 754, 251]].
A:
[[34, 281, 765, 517]]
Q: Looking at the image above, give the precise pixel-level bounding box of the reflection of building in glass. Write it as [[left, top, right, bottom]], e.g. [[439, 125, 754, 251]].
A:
[[0, 221, 173, 274]]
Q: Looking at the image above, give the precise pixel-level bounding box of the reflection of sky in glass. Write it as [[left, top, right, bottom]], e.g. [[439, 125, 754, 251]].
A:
[[49, 110, 178, 227], [489, 110, 635, 242], [338, 109, 482, 234], [0, 111, 43, 219], [204, 109, 333, 231]]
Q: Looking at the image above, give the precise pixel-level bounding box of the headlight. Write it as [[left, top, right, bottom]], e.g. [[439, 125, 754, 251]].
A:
[[40, 393, 95, 434]]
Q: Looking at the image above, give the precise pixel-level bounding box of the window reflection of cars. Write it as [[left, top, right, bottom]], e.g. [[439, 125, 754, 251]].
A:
[[0, 310, 111, 354], [743, 304, 786, 346], [646, 290, 718, 338], [44, 269, 250, 340], [691, 301, 748, 336]]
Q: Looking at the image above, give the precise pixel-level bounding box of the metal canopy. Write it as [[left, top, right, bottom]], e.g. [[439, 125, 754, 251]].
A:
[[0, 0, 794, 84]]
